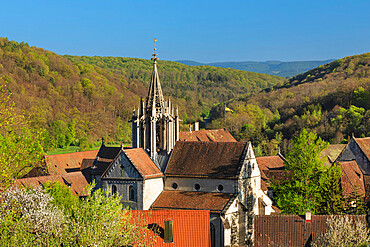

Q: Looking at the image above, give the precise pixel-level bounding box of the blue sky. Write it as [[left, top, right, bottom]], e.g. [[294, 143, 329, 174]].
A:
[[1, 0, 369, 62]]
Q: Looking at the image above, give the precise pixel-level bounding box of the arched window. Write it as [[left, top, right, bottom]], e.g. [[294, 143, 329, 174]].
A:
[[129, 185, 135, 201], [112, 185, 117, 194]]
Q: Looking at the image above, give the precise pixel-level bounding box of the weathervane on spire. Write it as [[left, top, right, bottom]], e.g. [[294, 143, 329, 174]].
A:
[[152, 38, 158, 62]]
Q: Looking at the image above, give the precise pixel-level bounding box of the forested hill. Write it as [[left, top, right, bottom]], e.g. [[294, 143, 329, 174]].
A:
[[176, 59, 335, 78], [208, 53, 370, 156], [0, 38, 286, 150]]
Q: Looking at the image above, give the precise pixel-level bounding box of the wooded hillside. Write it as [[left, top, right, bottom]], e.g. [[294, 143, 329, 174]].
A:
[[208, 53, 370, 156], [0, 38, 285, 150]]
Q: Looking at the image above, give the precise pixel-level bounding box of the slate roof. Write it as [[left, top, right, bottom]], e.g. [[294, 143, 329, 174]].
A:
[[131, 210, 210, 247], [151, 191, 235, 213], [340, 160, 365, 197], [254, 215, 366, 247], [91, 146, 122, 176], [354, 137, 370, 162], [179, 128, 237, 142], [14, 172, 89, 196], [165, 141, 247, 179], [45, 150, 99, 175], [320, 144, 345, 166], [124, 148, 163, 179]]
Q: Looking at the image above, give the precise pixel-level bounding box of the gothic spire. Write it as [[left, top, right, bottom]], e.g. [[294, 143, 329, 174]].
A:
[[146, 38, 165, 111]]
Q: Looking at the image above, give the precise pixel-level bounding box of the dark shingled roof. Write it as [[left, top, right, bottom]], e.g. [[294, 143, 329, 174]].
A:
[[254, 215, 366, 247], [91, 145, 122, 176], [97, 146, 121, 160], [165, 141, 247, 178], [179, 129, 237, 142], [151, 191, 235, 213]]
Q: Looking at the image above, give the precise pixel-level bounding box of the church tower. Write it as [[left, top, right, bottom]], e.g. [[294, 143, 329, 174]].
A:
[[132, 39, 179, 168]]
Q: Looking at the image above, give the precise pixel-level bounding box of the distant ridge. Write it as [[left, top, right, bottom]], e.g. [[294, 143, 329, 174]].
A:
[[176, 59, 335, 78]]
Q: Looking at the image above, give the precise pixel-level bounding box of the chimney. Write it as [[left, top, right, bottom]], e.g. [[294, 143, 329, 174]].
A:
[[305, 210, 311, 223], [193, 122, 199, 131]]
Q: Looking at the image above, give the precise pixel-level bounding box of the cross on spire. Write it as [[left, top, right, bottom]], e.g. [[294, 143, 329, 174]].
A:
[[152, 38, 158, 62]]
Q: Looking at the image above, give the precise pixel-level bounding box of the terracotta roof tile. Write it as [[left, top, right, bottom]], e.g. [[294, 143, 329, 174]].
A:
[[62, 172, 89, 196], [17, 175, 65, 188], [354, 137, 370, 162], [255, 215, 366, 247], [124, 148, 163, 179], [165, 142, 247, 178], [151, 191, 235, 213], [340, 160, 365, 197], [45, 150, 99, 175], [14, 172, 88, 196], [179, 129, 237, 142], [80, 159, 95, 170], [256, 156, 285, 170], [257, 155, 287, 189], [131, 210, 210, 247]]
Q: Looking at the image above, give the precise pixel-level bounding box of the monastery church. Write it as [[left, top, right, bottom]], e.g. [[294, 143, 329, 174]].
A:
[[89, 45, 278, 247]]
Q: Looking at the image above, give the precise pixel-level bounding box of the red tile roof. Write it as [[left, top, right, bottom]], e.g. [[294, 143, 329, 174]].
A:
[[16, 175, 65, 188], [179, 129, 237, 142], [354, 137, 370, 162], [62, 171, 89, 196], [151, 191, 235, 213], [165, 141, 247, 178], [257, 155, 287, 191], [14, 172, 89, 196], [340, 160, 365, 197], [254, 215, 366, 247], [124, 148, 163, 179], [80, 158, 95, 170], [256, 155, 285, 170], [131, 210, 210, 247], [45, 150, 99, 175]]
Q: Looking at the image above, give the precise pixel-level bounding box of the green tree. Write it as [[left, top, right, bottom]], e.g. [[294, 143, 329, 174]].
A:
[[272, 129, 329, 214], [0, 81, 45, 190]]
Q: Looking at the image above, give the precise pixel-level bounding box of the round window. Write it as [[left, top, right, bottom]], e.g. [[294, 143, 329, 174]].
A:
[[218, 184, 224, 192], [194, 183, 201, 191], [172, 183, 178, 189]]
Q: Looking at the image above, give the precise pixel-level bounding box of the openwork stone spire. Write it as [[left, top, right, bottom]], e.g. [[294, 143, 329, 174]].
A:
[[146, 39, 165, 111]]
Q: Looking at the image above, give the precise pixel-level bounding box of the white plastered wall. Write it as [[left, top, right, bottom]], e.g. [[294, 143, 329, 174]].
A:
[[143, 177, 163, 210]]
